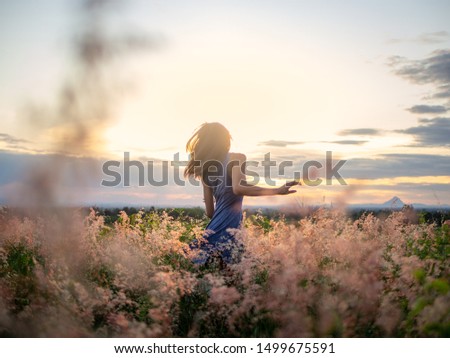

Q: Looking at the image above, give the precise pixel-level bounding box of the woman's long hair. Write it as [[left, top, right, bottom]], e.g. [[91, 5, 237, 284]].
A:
[[184, 122, 231, 179]]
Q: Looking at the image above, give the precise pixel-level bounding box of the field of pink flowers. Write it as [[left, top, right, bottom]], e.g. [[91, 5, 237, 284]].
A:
[[0, 207, 448, 337]]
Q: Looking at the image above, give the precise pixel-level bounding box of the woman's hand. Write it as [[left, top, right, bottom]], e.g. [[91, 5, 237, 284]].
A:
[[276, 180, 301, 195]]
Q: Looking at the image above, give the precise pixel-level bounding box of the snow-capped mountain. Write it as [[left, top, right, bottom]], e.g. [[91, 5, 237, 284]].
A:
[[382, 196, 405, 209]]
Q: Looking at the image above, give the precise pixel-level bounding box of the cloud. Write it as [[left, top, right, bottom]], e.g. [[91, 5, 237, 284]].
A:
[[0, 151, 203, 206], [247, 151, 450, 180], [1, 151, 449, 206], [341, 153, 450, 179], [338, 128, 382, 136], [388, 49, 450, 100], [407, 104, 448, 114], [433, 84, 450, 99], [396, 117, 450, 147], [0, 133, 30, 145], [328, 140, 368, 145], [417, 31, 450, 44], [0, 132, 36, 152], [337, 116, 449, 148], [258, 140, 303, 147], [388, 31, 450, 45]]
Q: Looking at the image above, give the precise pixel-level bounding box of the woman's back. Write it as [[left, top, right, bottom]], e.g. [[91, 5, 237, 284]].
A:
[[195, 152, 244, 264]]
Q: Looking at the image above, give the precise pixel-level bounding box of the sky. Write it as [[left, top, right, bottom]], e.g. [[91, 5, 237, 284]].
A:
[[0, 0, 449, 208]]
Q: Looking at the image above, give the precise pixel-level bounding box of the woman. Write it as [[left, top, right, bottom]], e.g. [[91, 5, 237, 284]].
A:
[[184, 122, 299, 266]]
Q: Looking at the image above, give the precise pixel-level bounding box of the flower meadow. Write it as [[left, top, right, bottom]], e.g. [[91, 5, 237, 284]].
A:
[[0, 207, 448, 338]]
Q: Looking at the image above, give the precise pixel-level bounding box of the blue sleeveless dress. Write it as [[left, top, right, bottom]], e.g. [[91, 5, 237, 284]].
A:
[[191, 152, 244, 265]]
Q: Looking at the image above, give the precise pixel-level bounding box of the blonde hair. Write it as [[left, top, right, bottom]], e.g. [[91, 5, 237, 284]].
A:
[[184, 122, 231, 179]]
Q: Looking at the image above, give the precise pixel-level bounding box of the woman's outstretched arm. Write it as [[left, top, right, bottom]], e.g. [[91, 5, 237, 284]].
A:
[[230, 153, 299, 197]]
